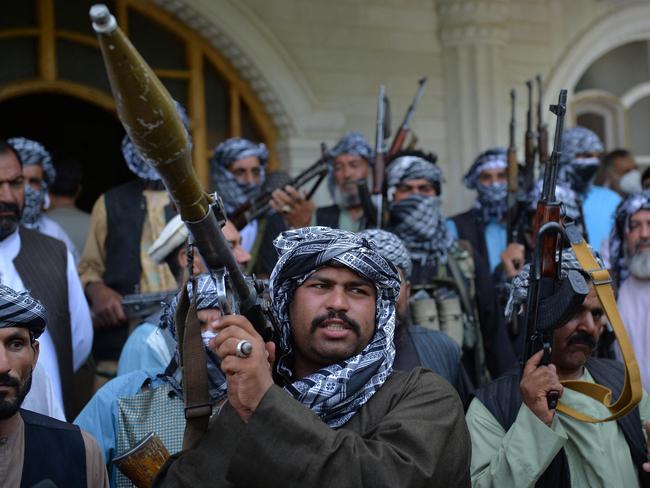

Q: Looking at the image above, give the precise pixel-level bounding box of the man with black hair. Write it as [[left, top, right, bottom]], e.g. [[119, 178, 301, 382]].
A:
[[642, 167, 650, 191], [468, 247, 650, 487], [0, 139, 93, 419], [595, 149, 641, 196], [0, 284, 108, 487], [47, 154, 91, 253]]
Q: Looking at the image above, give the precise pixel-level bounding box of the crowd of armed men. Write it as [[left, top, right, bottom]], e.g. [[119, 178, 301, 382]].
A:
[[2, 88, 650, 487]]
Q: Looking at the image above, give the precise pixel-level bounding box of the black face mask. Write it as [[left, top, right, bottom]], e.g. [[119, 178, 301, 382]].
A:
[[0, 201, 21, 241]]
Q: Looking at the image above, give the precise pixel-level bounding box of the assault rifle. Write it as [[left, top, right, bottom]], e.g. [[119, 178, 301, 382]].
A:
[[523, 89, 589, 410], [524, 79, 536, 193], [389, 77, 427, 157], [506, 89, 519, 244], [536, 74, 549, 166], [228, 146, 329, 230], [122, 290, 177, 321]]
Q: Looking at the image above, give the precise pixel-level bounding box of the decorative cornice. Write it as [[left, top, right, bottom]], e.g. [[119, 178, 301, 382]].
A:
[[154, 0, 294, 136], [437, 0, 510, 46]]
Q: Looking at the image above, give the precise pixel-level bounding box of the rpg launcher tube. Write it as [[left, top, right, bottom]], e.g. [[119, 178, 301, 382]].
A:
[[90, 3, 209, 222]]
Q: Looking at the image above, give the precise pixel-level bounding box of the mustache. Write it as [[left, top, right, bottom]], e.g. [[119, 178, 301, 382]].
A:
[[566, 331, 597, 349], [0, 372, 21, 388], [311, 310, 361, 336], [633, 239, 650, 252], [0, 202, 20, 218]]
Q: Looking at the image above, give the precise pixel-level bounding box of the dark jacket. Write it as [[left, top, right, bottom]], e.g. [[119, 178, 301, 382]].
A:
[[155, 368, 471, 487]]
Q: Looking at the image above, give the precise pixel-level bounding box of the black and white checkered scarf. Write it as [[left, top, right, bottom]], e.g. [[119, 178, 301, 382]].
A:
[[464, 148, 509, 223], [388, 194, 453, 265], [0, 284, 47, 338], [270, 226, 400, 427], [385, 155, 442, 199], [210, 138, 268, 212], [9, 137, 55, 226], [609, 190, 650, 284], [359, 229, 412, 278], [159, 274, 227, 403]]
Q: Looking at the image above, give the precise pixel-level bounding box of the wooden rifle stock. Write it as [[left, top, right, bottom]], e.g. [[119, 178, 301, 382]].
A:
[[389, 77, 427, 157]]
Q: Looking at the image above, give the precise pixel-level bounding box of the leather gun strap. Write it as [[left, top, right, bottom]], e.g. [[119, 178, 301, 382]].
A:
[[176, 284, 211, 449], [555, 238, 643, 423]]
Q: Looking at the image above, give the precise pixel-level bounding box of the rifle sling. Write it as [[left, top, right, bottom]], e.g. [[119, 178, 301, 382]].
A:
[[176, 283, 211, 449], [555, 238, 643, 423]]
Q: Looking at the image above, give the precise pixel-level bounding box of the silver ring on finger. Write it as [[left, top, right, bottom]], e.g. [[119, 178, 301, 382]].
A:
[[281, 204, 293, 214], [235, 339, 253, 358]]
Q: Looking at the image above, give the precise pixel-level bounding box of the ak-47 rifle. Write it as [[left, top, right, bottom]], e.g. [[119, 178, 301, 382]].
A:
[[229, 146, 329, 230], [524, 80, 536, 193], [388, 77, 427, 157], [523, 89, 589, 410], [506, 89, 519, 245], [372, 85, 391, 228], [536, 74, 549, 166], [90, 4, 270, 486], [122, 290, 177, 321]]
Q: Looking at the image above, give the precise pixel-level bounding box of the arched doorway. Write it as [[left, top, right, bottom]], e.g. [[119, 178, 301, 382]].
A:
[[0, 0, 279, 207], [0, 92, 128, 212]]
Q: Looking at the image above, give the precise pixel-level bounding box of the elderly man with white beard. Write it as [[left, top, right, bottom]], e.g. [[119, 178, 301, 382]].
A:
[[610, 190, 650, 391]]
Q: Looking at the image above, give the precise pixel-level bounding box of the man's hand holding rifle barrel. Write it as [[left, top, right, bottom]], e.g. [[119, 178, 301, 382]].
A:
[[90, 4, 271, 486]]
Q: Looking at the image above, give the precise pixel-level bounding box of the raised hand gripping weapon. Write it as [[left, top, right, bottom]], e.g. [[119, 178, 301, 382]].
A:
[[90, 4, 270, 485], [523, 90, 589, 410], [229, 147, 329, 230], [389, 77, 427, 157]]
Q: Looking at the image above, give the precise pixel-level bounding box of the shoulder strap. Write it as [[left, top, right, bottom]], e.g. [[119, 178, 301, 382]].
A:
[[175, 281, 211, 449], [557, 225, 643, 423]]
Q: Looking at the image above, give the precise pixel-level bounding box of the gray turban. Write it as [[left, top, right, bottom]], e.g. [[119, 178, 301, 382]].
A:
[[609, 190, 650, 284], [463, 147, 508, 190], [121, 101, 191, 182], [0, 285, 47, 338], [385, 155, 443, 194], [359, 228, 412, 279], [557, 126, 604, 194], [326, 132, 373, 198], [210, 137, 268, 212], [270, 226, 400, 427]]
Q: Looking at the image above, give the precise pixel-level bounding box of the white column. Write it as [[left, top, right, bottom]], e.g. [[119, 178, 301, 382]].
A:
[[437, 0, 510, 214]]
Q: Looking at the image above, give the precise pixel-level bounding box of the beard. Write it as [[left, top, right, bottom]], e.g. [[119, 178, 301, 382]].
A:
[[0, 201, 21, 241], [0, 369, 33, 420], [627, 247, 650, 280], [333, 181, 362, 209], [395, 309, 412, 341]]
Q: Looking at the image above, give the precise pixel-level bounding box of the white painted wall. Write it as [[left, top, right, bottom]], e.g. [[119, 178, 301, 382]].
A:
[[169, 0, 649, 214]]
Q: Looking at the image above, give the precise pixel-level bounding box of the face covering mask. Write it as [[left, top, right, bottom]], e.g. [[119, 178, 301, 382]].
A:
[[21, 185, 45, 226], [569, 157, 600, 193], [619, 169, 642, 195]]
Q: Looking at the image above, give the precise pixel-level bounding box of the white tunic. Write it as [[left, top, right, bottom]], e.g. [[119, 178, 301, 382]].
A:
[[0, 228, 93, 418]]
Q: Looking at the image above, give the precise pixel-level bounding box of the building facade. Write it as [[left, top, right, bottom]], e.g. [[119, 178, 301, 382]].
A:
[[1, 0, 648, 213]]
